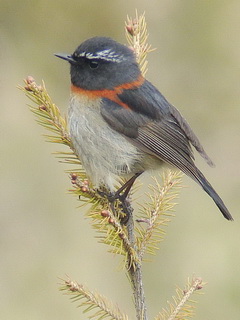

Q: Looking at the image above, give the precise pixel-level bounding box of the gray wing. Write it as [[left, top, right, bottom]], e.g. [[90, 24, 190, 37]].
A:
[[100, 82, 233, 221], [102, 99, 194, 181], [100, 92, 213, 184]]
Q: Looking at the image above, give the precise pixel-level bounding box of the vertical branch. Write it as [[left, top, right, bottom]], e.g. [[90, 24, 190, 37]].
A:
[[124, 11, 153, 320], [125, 11, 154, 76], [126, 213, 147, 320]]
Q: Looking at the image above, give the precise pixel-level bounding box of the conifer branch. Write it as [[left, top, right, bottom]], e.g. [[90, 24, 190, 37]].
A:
[[155, 278, 205, 320], [135, 171, 182, 261], [124, 12, 155, 320], [88, 206, 139, 268], [19, 76, 140, 271], [19, 10, 206, 320], [60, 277, 129, 320], [125, 11, 155, 76], [20, 76, 72, 148]]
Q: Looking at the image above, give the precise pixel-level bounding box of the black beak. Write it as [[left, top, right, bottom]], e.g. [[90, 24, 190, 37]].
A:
[[54, 53, 75, 63]]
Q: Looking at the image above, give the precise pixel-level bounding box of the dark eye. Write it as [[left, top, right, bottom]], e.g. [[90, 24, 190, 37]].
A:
[[88, 60, 99, 69]]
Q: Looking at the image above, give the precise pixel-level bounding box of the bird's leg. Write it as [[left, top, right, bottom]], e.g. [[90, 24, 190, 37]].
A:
[[98, 172, 143, 224], [114, 172, 143, 223], [115, 172, 143, 201]]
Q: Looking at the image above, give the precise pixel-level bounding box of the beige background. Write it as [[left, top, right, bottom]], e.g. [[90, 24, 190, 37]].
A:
[[1, 1, 240, 319]]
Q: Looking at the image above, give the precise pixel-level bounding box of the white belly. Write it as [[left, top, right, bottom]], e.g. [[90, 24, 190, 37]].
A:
[[68, 94, 146, 189]]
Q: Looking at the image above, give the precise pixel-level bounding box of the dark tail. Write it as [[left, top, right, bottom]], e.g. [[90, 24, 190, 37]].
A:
[[195, 168, 233, 221]]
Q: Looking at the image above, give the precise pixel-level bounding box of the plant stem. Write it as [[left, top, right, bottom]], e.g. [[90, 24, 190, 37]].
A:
[[126, 209, 148, 320]]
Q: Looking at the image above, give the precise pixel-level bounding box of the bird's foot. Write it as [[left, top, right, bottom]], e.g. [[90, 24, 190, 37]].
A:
[[117, 195, 133, 224], [97, 189, 133, 224]]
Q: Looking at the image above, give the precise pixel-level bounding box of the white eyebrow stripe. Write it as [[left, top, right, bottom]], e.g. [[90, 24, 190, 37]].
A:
[[75, 49, 125, 63]]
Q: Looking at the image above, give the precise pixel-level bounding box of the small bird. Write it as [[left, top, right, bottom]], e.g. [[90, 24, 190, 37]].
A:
[[55, 36, 233, 220]]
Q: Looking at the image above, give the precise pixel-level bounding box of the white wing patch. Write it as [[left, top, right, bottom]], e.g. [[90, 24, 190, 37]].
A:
[[75, 49, 125, 63]]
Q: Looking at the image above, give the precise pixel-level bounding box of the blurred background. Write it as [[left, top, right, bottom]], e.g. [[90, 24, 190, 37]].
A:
[[1, 1, 240, 319]]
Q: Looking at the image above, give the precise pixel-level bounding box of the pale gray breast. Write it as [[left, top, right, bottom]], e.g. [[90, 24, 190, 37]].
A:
[[68, 94, 146, 189]]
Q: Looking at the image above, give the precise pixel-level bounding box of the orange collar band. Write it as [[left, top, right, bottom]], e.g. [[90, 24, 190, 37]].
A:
[[71, 75, 144, 109]]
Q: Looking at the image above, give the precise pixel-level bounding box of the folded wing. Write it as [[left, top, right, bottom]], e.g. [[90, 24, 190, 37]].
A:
[[100, 80, 233, 220]]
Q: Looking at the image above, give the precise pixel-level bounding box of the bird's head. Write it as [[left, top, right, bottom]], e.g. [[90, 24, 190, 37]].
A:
[[55, 37, 141, 90]]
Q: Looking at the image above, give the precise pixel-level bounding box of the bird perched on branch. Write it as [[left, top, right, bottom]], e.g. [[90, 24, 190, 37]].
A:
[[55, 36, 233, 221]]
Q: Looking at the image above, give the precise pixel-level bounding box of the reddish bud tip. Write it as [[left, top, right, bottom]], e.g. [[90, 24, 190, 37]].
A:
[[119, 233, 125, 239], [101, 210, 110, 217], [39, 105, 47, 111], [126, 25, 134, 35], [71, 173, 77, 180], [83, 179, 89, 186], [24, 86, 32, 91], [108, 218, 114, 224], [26, 76, 35, 84]]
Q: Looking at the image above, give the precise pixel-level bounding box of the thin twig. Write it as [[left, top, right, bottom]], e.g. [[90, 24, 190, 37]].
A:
[[124, 11, 152, 320], [137, 172, 182, 261], [61, 278, 129, 320], [126, 210, 147, 320], [167, 278, 203, 320]]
